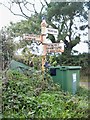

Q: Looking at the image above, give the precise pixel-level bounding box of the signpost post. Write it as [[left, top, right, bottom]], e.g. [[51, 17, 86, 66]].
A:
[[23, 18, 64, 72], [41, 17, 47, 71]]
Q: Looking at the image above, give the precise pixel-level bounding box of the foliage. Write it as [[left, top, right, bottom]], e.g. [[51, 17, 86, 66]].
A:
[[46, 2, 88, 54], [0, 1, 88, 63], [8, 15, 41, 37], [2, 70, 90, 118], [4, 2, 88, 56], [1, 2, 88, 71], [35, 90, 89, 118], [14, 52, 42, 71], [0, 29, 16, 69]]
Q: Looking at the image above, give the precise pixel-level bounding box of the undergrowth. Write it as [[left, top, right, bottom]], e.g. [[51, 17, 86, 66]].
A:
[[2, 70, 90, 119]]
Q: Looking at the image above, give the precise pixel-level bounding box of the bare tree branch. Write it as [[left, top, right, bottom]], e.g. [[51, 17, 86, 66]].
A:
[[24, 4, 35, 13], [44, 0, 49, 7], [24, 1, 34, 6], [32, 3, 38, 14], [18, 2, 31, 18], [0, 0, 37, 19], [0, 2, 28, 18], [0, 0, 49, 19], [40, 0, 44, 7], [39, 0, 45, 15]]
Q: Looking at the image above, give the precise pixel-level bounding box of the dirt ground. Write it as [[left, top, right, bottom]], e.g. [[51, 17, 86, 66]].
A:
[[80, 82, 90, 89]]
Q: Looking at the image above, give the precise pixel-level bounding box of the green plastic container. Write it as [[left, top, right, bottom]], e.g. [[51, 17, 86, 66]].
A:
[[49, 66, 81, 94]]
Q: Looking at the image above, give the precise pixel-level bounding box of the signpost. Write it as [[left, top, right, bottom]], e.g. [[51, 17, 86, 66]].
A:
[[23, 34, 42, 42], [46, 28, 58, 35], [23, 18, 64, 71], [47, 42, 64, 53]]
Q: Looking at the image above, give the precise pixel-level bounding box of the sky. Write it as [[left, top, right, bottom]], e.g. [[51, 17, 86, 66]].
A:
[[0, 0, 88, 54], [0, 5, 23, 28]]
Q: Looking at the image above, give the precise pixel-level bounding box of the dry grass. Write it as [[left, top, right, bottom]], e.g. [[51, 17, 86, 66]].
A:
[[80, 75, 88, 82]]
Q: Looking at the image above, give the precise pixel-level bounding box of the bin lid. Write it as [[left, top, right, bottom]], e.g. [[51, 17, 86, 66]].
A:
[[60, 66, 81, 70], [49, 66, 81, 70]]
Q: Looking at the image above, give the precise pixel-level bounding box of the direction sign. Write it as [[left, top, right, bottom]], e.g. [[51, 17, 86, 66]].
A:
[[47, 42, 64, 53], [23, 34, 42, 42], [47, 49, 64, 53], [46, 28, 58, 35]]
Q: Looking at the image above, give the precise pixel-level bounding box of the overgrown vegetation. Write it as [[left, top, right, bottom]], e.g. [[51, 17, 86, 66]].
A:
[[1, 1, 89, 118], [2, 70, 90, 118]]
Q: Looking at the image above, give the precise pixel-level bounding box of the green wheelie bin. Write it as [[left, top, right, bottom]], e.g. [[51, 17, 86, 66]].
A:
[[49, 66, 81, 94]]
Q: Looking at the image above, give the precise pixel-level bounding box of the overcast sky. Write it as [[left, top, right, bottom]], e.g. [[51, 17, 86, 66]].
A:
[[0, 0, 88, 53]]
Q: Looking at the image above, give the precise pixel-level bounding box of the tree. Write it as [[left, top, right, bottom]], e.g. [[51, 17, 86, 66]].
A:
[[7, 15, 41, 37], [0, 0, 50, 19], [1, 27, 16, 70], [46, 2, 88, 54], [1, 1, 88, 56]]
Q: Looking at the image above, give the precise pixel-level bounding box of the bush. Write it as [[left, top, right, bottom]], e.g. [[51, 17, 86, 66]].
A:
[[2, 70, 90, 118]]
